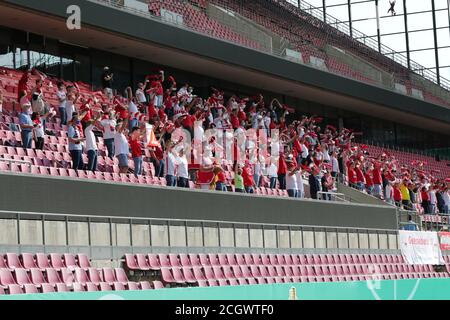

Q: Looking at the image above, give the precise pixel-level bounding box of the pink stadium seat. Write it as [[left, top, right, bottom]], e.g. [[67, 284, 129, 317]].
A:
[[226, 254, 237, 266], [189, 254, 201, 266], [153, 281, 164, 289], [250, 265, 261, 278], [237, 278, 248, 286], [5, 253, 23, 269], [30, 269, 46, 286], [251, 254, 261, 265], [14, 268, 33, 286], [74, 283, 85, 292], [77, 254, 91, 269], [114, 268, 129, 285], [0, 268, 16, 287], [208, 254, 220, 266], [146, 254, 160, 270], [181, 267, 197, 284], [199, 254, 210, 266], [244, 254, 253, 265], [269, 254, 278, 266], [41, 283, 55, 293], [179, 254, 191, 267], [99, 282, 112, 291], [125, 254, 140, 271], [203, 266, 216, 280], [140, 281, 152, 290], [113, 282, 126, 291], [231, 266, 243, 278], [134, 254, 150, 271], [56, 283, 68, 292], [276, 254, 286, 265], [248, 278, 257, 285], [86, 283, 98, 292], [197, 280, 208, 287], [61, 268, 75, 285], [158, 254, 171, 268], [192, 267, 206, 281], [235, 254, 246, 266], [228, 278, 239, 286], [21, 253, 38, 269], [102, 268, 117, 284], [284, 254, 294, 265], [218, 254, 228, 266], [261, 254, 270, 265], [8, 284, 23, 295], [127, 282, 140, 290], [74, 268, 89, 285], [49, 254, 65, 271], [218, 279, 228, 286], [45, 268, 63, 285], [169, 254, 181, 267], [88, 268, 103, 285]]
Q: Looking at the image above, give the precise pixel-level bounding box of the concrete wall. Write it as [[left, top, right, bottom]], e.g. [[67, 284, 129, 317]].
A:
[[0, 172, 398, 230]]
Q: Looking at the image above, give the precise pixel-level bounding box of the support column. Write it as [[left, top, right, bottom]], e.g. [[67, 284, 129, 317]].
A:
[[432, 0, 441, 85], [402, 0, 411, 70], [375, 0, 381, 52], [347, 0, 352, 37], [323, 0, 327, 23]]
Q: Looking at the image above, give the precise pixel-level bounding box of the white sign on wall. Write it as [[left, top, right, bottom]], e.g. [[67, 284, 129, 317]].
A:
[[399, 231, 445, 265]]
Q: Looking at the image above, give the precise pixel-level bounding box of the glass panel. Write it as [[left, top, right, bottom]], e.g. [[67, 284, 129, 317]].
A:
[[303, 231, 315, 249], [290, 230, 303, 249], [151, 224, 169, 247], [115, 223, 131, 246], [358, 232, 369, 249], [44, 221, 66, 246], [169, 225, 186, 247], [68, 222, 89, 246], [249, 228, 263, 248], [203, 227, 219, 247], [187, 226, 203, 247], [235, 228, 249, 248], [219, 227, 234, 247], [277, 229, 290, 248], [90, 222, 110, 246], [131, 224, 150, 247], [0, 219, 18, 245], [264, 229, 277, 248]]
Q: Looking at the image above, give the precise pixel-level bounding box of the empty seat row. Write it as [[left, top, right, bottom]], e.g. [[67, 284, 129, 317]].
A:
[[158, 264, 449, 285], [125, 253, 416, 270], [0, 253, 91, 270], [0, 267, 128, 288]]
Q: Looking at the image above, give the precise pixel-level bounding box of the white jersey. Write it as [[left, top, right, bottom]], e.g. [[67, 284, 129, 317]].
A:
[[176, 155, 189, 179], [114, 132, 129, 156], [101, 118, 116, 140], [286, 172, 298, 190], [84, 125, 98, 151], [164, 151, 177, 176]]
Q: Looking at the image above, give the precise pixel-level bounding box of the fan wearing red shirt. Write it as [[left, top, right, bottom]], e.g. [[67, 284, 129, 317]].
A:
[[372, 163, 383, 198], [347, 162, 358, 188], [421, 186, 431, 214], [354, 163, 366, 191], [242, 162, 255, 194], [214, 166, 227, 192], [365, 169, 373, 195], [129, 126, 145, 178], [277, 152, 287, 190]]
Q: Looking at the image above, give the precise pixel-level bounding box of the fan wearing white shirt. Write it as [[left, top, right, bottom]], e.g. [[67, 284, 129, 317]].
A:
[[176, 148, 190, 188], [114, 120, 130, 174], [268, 160, 278, 189], [135, 83, 147, 104], [56, 82, 67, 125], [164, 141, 178, 187], [85, 117, 101, 172], [100, 109, 117, 159]]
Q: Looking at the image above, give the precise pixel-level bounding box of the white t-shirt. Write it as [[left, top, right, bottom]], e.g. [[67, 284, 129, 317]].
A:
[[114, 132, 129, 156], [331, 156, 339, 173], [101, 119, 116, 140], [84, 125, 98, 151], [57, 90, 66, 109], [296, 172, 304, 193], [385, 185, 393, 200], [135, 89, 146, 103], [286, 172, 298, 190], [301, 144, 309, 159], [176, 155, 189, 179], [443, 192, 450, 206], [322, 151, 331, 162], [33, 120, 45, 138], [65, 100, 75, 123], [164, 151, 177, 176], [429, 191, 437, 205], [128, 101, 139, 115], [268, 163, 278, 178]]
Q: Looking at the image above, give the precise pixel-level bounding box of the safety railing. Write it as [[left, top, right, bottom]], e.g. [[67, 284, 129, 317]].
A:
[[0, 210, 400, 257], [317, 192, 349, 202]]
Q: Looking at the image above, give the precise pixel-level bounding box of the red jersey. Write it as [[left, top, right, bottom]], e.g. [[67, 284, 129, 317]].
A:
[[278, 155, 287, 175], [129, 139, 142, 158], [348, 168, 357, 184], [217, 171, 226, 183], [393, 187, 402, 202], [355, 167, 366, 183], [365, 172, 373, 186], [372, 168, 382, 185], [242, 166, 254, 187]]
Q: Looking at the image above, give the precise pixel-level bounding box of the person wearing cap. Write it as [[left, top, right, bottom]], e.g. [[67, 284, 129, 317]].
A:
[[114, 119, 130, 174], [68, 114, 86, 170], [102, 66, 114, 100]]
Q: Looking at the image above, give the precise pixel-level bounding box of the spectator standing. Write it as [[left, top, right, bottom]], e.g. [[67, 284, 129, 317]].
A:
[[129, 126, 146, 177], [309, 166, 322, 200], [114, 120, 130, 174], [164, 141, 178, 187], [19, 104, 34, 149], [234, 166, 245, 193], [100, 108, 117, 159], [286, 159, 298, 198], [102, 66, 114, 100], [68, 115, 85, 170], [242, 161, 255, 194], [31, 111, 51, 150], [268, 158, 278, 189], [84, 118, 101, 172], [56, 82, 67, 125], [176, 148, 190, 188], [421, 186, 431, 214]]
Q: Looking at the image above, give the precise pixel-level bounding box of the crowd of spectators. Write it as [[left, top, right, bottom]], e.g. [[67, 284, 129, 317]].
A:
[[6, 66, 450, 215]]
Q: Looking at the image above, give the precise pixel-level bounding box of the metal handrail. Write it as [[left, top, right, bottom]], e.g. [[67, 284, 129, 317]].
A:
[[0, 209, 399, 233]]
